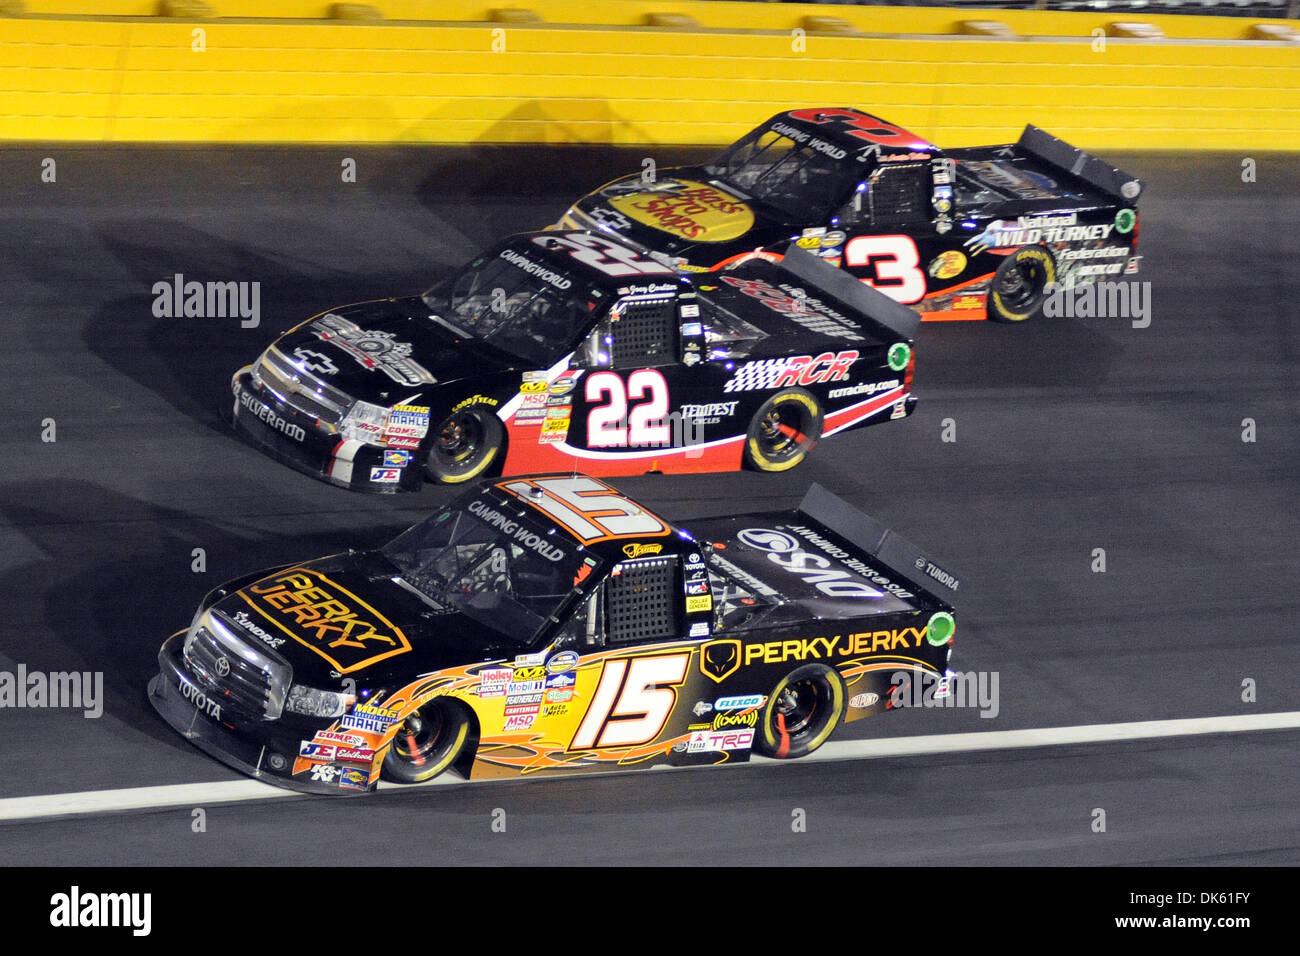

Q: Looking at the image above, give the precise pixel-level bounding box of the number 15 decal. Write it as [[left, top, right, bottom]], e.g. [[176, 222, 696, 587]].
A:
[[844, 235, 926, 304], [571, 653, 690, 750], [586, 369, 670, 448]]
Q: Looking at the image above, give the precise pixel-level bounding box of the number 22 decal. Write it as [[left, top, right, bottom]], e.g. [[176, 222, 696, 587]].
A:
[[571, 653, 690, 750], [585, 370, 669, 448], [843, 235, 926, 304]]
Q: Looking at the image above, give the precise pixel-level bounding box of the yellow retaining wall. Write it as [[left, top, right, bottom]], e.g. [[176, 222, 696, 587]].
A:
[[14, 1, 1300, 41], [2, 10, 1298, 149]]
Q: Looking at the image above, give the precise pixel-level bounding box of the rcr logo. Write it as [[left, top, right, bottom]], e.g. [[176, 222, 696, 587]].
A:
[[736, 528, 883, 599]]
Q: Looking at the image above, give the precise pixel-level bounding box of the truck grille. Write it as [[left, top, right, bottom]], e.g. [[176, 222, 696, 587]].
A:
[[252, 346, 351, 426], [182, 613, 291, 720]]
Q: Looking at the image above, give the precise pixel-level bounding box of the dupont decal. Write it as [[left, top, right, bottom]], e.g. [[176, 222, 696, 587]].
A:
[[606, 179, 755, 242], [239, 568, 412, 674], [735, 528, 885, 599], [722, 351, 859, 393], [850, 692, 880, 708], [310, 314, 436, 387], [720, 275, 866, 342]]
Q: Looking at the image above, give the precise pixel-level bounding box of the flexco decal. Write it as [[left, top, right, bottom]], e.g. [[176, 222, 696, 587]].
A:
[[240, 569, 412, 674]]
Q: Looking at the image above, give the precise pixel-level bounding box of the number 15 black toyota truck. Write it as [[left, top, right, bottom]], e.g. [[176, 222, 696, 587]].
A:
[[148, 476, 960, 793]]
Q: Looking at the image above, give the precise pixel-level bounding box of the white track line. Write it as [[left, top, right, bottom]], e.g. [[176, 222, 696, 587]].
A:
[[3, 712, 1298, 823]]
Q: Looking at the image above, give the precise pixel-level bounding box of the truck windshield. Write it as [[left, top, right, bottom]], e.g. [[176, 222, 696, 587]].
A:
[[383, 505, 594, 644], [705, 126, 858, 220]]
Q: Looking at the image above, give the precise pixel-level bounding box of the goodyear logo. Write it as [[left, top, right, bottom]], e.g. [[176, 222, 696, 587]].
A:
[[242, 569, 411, 674]]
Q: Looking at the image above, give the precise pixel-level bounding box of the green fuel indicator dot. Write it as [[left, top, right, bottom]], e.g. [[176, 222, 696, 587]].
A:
[[926, 611, 955, 645], [888, 342, 911, 372]]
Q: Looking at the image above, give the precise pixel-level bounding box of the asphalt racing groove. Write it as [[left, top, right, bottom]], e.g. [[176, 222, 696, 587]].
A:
[[0, 146, 1296, 864]]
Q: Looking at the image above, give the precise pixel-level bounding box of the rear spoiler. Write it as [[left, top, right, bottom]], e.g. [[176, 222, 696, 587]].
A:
[[798, 483, 960, 605], [779, 242, 921, 341], [1017, 125, 1144, 202]]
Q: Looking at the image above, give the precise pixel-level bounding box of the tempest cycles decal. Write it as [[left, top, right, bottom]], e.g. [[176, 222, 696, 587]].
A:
[[240, 568, 412, 674], [310, 314, 436, 388]]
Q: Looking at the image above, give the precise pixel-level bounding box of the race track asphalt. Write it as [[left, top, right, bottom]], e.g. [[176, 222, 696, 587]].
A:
[[0, 144, 1296, 865]]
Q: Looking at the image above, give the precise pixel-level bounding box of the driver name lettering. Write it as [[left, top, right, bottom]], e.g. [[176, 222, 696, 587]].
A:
[[466, 500, 567, 562]]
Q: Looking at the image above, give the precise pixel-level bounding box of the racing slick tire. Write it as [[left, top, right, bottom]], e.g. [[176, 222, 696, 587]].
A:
[[743, 388, 824, 473], [755, 663, 847, 759], [988, 244, 1057, 323], [382, 698, 473, 783], [425, 406, 504, 484]]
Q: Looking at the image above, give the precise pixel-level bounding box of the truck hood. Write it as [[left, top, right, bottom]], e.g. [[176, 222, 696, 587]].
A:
[[206, 550, 522, 688], [270, 296, 515, 406], [572, 170, 787, 259]]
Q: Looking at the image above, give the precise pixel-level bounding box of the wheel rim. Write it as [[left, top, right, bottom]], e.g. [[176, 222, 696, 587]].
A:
[[391, 707, 449, 766], [997, 255, 1047, 311], [756, 402, 811, 463], [774, 678, 825, 739], [433, 412, 484, 470]]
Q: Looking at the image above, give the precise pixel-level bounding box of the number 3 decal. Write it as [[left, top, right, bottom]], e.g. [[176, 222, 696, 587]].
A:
[[585, 370, 670, 448], [844, 235, 926, 304], [571, 653, 690, 750]]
